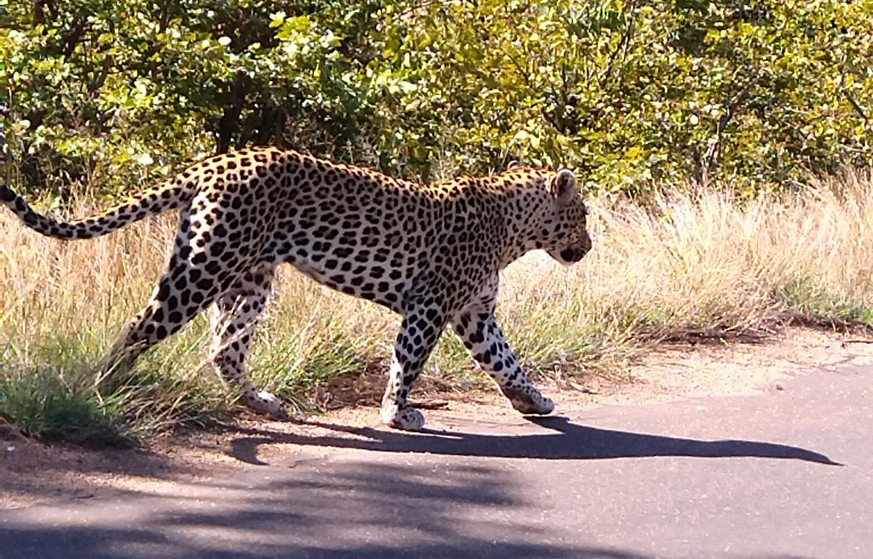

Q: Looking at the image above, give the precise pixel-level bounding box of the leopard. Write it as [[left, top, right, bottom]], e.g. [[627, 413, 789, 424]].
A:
[[0, 147, 592, 430]]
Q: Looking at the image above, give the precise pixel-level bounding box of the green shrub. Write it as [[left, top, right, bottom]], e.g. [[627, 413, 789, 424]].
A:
[[1, 0, 871, 195]]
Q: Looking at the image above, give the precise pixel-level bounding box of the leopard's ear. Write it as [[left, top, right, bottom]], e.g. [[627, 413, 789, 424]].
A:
[[550, 169, 577, 205]]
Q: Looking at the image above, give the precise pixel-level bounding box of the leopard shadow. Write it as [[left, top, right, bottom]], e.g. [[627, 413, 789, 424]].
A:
[[227, 415, 840, 466]]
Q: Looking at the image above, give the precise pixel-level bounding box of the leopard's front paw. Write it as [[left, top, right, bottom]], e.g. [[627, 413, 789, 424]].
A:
[[501, 386, 555, 415], [381, 404, 426, 431], [243, 390, 289, 420]]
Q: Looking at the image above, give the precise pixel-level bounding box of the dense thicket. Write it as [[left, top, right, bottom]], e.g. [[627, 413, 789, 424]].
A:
[[1, 0, 871, 195]]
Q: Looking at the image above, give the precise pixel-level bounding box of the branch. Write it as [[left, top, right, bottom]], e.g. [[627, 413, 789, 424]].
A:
[[216, 72, 248, 154], [842, 89, 868, 123], [701, 70, 763, 178], [599, 0, 639, 90], [87, 55, 114, 95]]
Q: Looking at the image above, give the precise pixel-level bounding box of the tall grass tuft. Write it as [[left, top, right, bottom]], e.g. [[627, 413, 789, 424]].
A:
[[2, 171, 872, 443]]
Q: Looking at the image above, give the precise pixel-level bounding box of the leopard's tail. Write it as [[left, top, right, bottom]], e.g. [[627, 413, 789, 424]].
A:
[[0, 178, 198, 240]]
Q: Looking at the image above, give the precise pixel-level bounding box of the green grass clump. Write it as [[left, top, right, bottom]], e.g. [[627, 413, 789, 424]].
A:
[[0, 327, 228, 444], [0, 366, 123, 444]]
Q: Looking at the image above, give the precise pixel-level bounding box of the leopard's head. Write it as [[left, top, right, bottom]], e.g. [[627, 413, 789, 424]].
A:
[[542, 169, 592, 266]]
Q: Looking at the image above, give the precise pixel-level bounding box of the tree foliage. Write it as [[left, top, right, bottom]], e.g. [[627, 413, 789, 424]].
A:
[[1, 0, 871, 195]]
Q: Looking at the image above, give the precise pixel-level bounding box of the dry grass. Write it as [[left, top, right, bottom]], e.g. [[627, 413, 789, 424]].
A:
[[2, 171, 872, 442]]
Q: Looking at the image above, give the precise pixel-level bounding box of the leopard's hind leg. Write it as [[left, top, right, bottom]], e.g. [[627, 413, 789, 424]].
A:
[[101, 207, 237, 385], [208, 264, 286, 418]]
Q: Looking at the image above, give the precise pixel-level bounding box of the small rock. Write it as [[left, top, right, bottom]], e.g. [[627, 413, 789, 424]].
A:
[[775, 383, 784, 391]]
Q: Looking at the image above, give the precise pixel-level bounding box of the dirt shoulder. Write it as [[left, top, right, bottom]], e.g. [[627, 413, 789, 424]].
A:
[[3, 326, 872, 511]]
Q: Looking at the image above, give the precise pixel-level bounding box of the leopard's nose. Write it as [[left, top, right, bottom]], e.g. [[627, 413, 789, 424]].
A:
[[559, 247, 587, 263]]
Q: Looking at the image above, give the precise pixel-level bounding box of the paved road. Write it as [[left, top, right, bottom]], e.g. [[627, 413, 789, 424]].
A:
[[2, 364, 871, 559]]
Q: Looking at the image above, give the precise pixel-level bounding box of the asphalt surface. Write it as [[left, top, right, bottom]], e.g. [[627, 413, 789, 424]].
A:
[[1, 364, 871, 559]]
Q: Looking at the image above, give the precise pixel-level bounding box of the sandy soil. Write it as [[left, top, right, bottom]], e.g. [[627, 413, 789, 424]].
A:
[[3, 326, 873, 510]]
